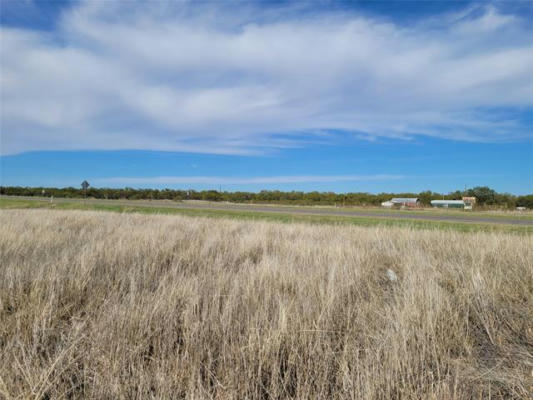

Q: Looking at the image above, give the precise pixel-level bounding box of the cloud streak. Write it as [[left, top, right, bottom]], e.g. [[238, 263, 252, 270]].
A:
[[1, 2, 532, 155], [95, 174, 404, 186]]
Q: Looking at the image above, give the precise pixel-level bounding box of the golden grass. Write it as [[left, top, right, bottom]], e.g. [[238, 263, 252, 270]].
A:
[[1, 209, 532, 399]]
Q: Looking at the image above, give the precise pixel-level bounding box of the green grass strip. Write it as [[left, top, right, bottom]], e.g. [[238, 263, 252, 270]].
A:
[[1, 197, 531, 234]]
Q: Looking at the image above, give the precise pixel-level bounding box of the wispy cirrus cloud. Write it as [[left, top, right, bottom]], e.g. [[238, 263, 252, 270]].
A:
[[1, 1, 532, 155], [95, 174, 404, 186]]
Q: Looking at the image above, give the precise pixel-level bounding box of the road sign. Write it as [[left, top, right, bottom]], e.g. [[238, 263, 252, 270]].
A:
[[81, 181, 90, 190]]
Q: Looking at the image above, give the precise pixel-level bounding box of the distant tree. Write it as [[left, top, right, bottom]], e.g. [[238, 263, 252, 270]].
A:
[[447, 190, 463, 200], [466, 186, 496, 205], [418, 191, 433, 206], [1, 185, 529, 208], [202, 190, 222, 201], [516, 195, 533, 209]]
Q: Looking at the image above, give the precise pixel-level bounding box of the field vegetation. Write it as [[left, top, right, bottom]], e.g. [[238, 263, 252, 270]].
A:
[[1, 209, 532, 399], [1, 197, 531, 234], [3, 185, 532, 209]]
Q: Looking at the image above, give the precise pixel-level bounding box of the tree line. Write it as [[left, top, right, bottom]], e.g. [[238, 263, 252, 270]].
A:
[[2, 185, 532, 209]]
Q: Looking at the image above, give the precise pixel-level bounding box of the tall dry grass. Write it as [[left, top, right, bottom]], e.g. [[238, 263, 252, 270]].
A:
[[0, 209, 532, 399]]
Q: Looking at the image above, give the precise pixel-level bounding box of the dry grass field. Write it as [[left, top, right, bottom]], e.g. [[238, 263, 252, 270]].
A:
[[1, 209, 532, 399]]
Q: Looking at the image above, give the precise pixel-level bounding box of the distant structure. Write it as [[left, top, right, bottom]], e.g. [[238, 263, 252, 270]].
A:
[[381, 196, 477, 210], [431, 200, 465, 209], [431, 197, 476, 210], [462, 197, 476, 210], [392, 198, 420, 208], [381, 198, 420, 209]]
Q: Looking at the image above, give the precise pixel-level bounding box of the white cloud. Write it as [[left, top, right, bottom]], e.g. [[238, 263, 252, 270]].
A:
[[1, 2, 532, 155], [95, 174, 404, 186]]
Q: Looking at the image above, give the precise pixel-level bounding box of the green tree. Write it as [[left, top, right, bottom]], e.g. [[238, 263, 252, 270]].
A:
[[466, 186, 496, 205]]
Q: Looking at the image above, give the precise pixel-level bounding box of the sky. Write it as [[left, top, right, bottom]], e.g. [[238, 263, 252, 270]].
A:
[[1, 0, 532, 194]]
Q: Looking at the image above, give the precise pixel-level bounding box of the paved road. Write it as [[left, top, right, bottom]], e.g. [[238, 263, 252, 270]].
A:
[[4, 196, 533, 226]]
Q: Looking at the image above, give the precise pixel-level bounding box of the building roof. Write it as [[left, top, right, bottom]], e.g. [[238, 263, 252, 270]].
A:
[[430, 200, 465, 205], [391, 198, 419, 203]]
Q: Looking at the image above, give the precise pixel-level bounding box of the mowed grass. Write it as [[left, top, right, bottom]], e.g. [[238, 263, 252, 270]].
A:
[[1, 197, 531, 234], [1, 209, 532, 399], [5, 195, 533, 221]]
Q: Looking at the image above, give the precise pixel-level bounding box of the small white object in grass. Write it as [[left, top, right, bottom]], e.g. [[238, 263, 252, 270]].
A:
[[386, 269, 398, 282]]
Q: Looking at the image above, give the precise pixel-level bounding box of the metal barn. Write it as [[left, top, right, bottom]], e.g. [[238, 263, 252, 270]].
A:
[[390, 198, 420, 208], [430, 200, 465, 209]]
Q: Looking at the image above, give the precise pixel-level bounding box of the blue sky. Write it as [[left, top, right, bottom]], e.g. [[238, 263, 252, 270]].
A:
[[1, 1, 532, 194]]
